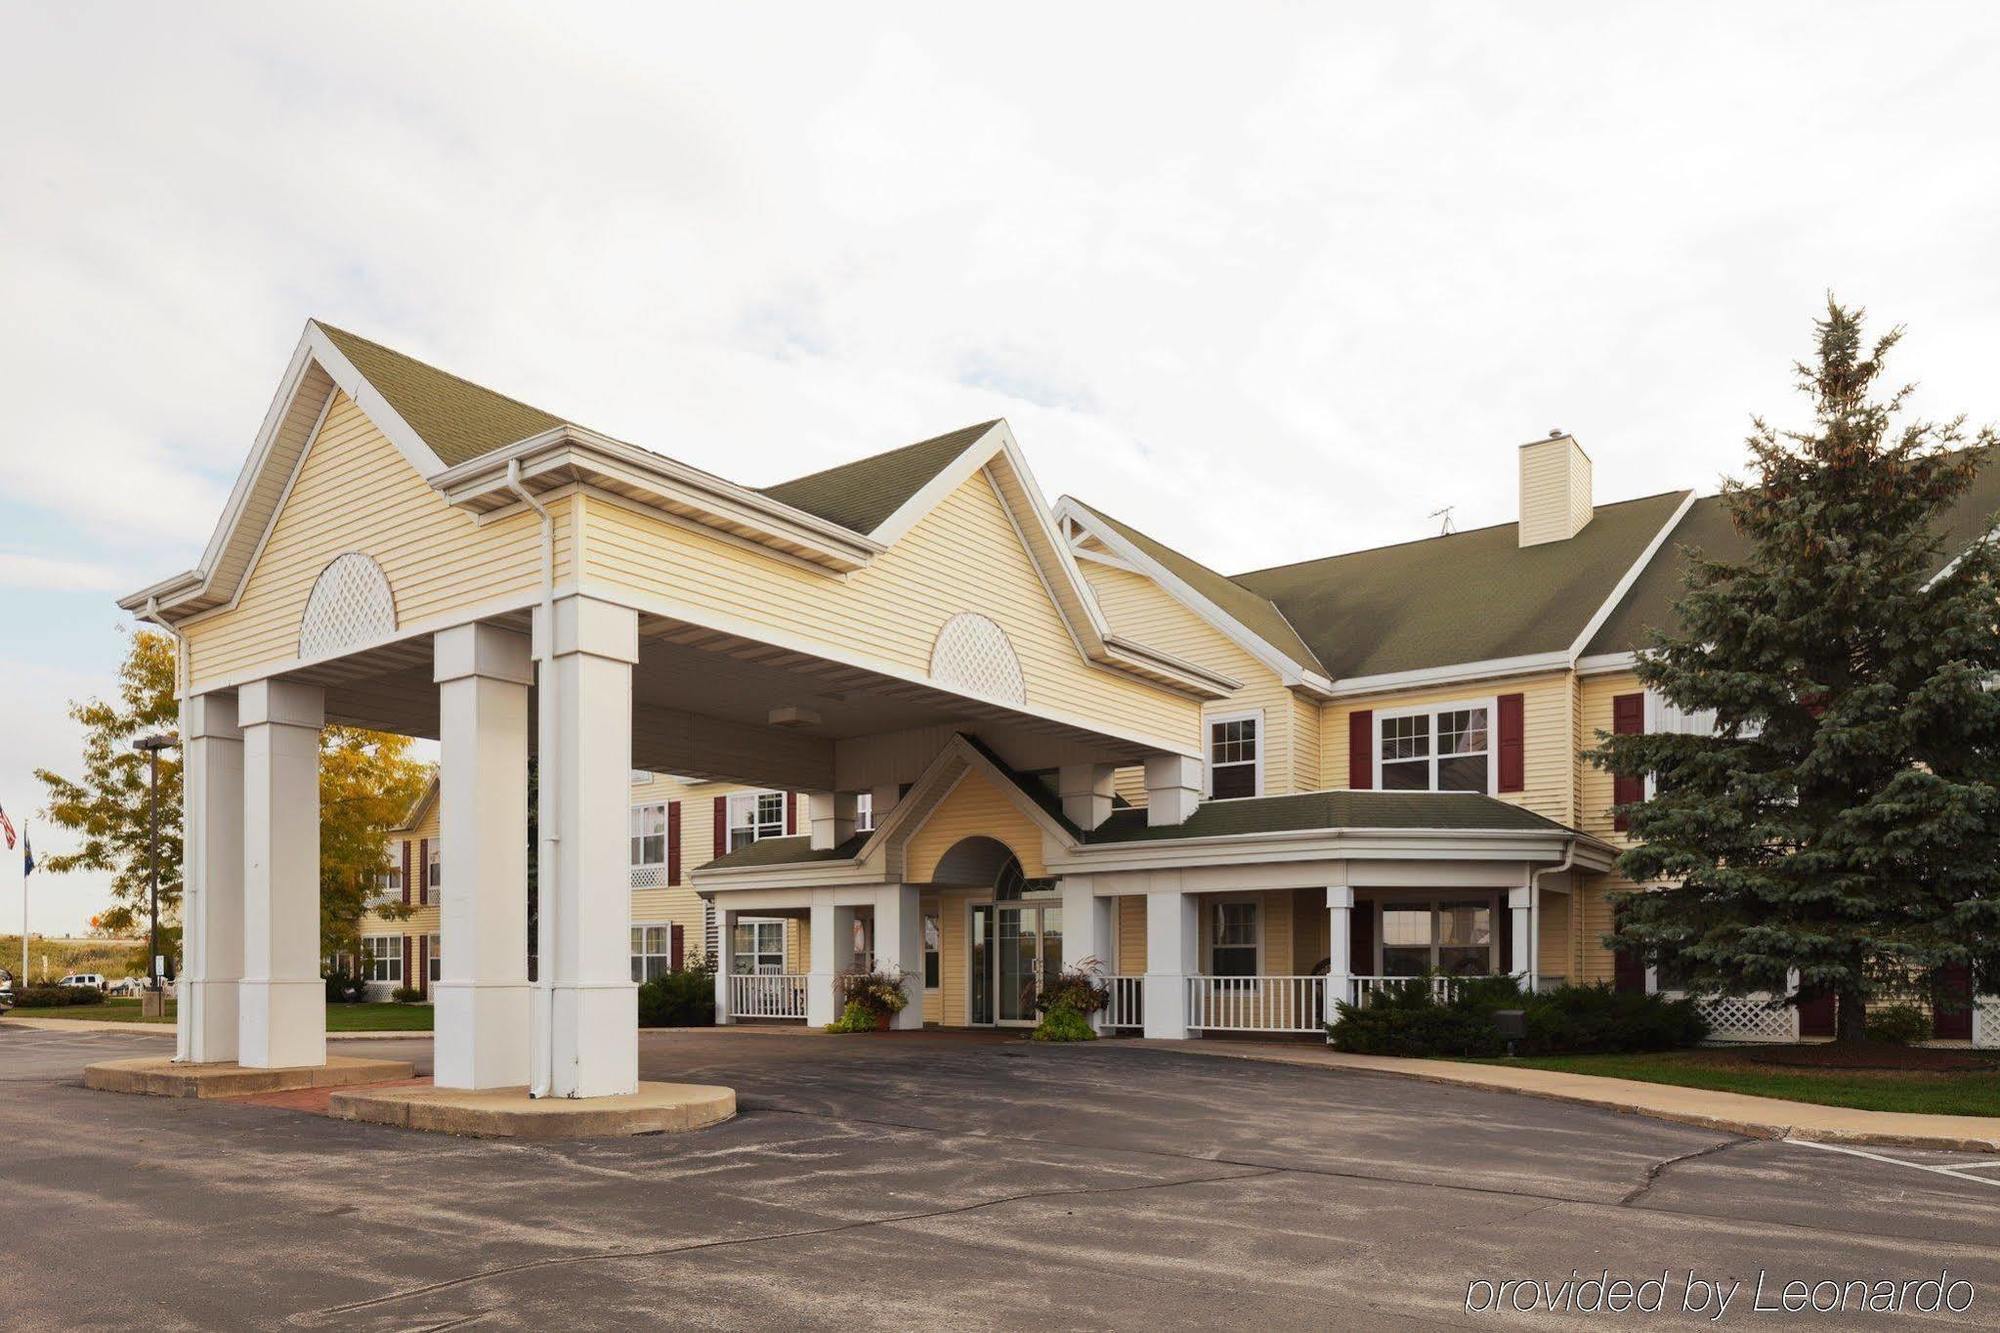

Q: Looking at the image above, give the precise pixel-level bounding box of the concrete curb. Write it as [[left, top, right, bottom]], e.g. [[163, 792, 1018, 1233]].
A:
[[1134, 1040, 2000, 1155], [0, 1016, 432, 1039], [84, 1054, 417, 1100], [329, 1080, 736, 1138]]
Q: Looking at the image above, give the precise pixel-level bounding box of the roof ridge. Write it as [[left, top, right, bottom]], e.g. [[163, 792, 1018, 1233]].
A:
[[1229, 488, 1693, 581]]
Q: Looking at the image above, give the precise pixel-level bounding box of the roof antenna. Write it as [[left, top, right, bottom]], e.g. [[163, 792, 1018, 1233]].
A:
[[1429, 505, 1456, 536]]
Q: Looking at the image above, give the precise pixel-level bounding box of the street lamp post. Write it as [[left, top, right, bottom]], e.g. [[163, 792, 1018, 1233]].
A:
[[132, 732, 178, 1015]]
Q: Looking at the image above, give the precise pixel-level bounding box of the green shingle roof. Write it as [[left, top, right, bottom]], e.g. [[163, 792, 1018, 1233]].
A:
[[315, 322, 567, 469], [1083, 790, 1570, 842], [758, 422, 997, 536], [1069, 499, 1326, 674], [1231, 491, 1691, 679], [700, 834, 865, 871], [1584, 461, 2000, 656]]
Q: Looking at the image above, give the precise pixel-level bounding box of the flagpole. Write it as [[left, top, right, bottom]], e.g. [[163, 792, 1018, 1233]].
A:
[[20, 821, 28, 990]]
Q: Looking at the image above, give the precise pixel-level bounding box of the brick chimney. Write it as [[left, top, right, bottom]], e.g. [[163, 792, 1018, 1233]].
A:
[[1518, 431, 1593, 546]]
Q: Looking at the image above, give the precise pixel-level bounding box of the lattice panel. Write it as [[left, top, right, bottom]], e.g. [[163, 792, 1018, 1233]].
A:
[[1975, 999, 2000, 1050], [298, 552, 397, 660], [1690, 992, 1797, 1043], [929, 612, 1027, 706], [629, 865, 667, 890]]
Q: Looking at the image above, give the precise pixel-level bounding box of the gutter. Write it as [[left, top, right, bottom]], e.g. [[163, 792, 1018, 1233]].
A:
[[504, 459, 561, 1099]]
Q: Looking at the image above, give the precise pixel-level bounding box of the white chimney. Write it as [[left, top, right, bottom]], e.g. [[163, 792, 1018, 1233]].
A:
[[1518, 431, 1593, 547]]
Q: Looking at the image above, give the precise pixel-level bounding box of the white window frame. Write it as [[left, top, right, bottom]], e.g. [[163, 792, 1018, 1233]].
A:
[[1373, 696, 1498, 795], [731, 917, 788, 975], [628, 800, 668, 872], [727, 790, 788, 851], [1371, 896, 1502, 975], [631, 921, 673, 982], [1201, 895, 1264, 978], [425, 933, 441, 984], [1204, 709, 1264, 800], [855, 791, 875, 833], [361, 934, 403, 984], [425, 846, 441, 904]]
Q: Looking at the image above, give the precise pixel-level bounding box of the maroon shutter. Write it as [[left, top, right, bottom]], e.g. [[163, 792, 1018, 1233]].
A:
[[1613, 948, 1646, 995], [786, 792, 798, 835], [667, 801, 682, 884], [1934, 963, 1974, 1040], [402, 936, 413, 992], [1350, 901, 1375, 977], [416, 937, 429, 998], [670, 923, 685, 973], [1797, 989, 1837, 1038], [1497, 693, 1525, 793], [713, 796, 727, 858], [401, 839, 412, 905], [1611, 693, 1645, 831], [1348, 711, 1374, 789]]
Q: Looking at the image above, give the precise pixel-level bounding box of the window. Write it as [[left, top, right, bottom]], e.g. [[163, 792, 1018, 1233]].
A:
[[425, 846, 442, 904], [923, 914, 941, 989], [731, 919, 786, 975], [373, 866, 402, 900], [630, 803, 667, 872], [630, 924, 673, 982], [1379, 702, 1490, 793], [855, 792, 875, 833], [1211, 901, 1258, 977], [1208, 712, 1261, 799], [1377, 899, 1495, 977], [362, 935, 402, 984], [426, 934, 441, 984], [728, 791, 787, 851]]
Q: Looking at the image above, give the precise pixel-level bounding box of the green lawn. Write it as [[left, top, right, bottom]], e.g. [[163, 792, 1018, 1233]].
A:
[[1469, 1049, 2000, 1117], [6, 999, 433, 1032]]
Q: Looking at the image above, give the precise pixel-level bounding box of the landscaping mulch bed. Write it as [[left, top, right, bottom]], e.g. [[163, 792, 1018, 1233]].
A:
[[1742, 1042, 2000, 1073]]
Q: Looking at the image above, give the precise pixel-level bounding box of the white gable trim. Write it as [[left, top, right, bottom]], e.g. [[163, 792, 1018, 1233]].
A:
[[1566, 490, 1699, 661]]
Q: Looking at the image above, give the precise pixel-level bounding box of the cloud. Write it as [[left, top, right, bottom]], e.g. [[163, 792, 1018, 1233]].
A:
[[0, 553, 132, 594]]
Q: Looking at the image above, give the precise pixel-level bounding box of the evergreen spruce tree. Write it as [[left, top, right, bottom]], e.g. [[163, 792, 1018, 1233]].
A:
[[1595, 300, 2000, 1042]]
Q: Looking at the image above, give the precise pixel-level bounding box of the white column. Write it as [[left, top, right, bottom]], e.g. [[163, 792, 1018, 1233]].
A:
[[536, 596, 640, 1098], [874, 883, 923, 1029], [805, 893, 837, 1026], [1060, 876, 1113, 1031], [1325, 886, 1354, 1023], [1142, 887, 1197, 1038], [1058, 765, 1115, 831], [869, 784, 902, 824], [237, 679, 324, 1069], [1143, 754, 1202, 827], [433, 623, 533, 1090], [1509, 885, 1533, 989], [712, 904, 735, 1025], [807, 791, 857, 851], [176, 692, 243, 1064]]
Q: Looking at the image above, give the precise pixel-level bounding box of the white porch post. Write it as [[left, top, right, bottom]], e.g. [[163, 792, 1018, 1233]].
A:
[[1060, 876, 1113, 1032], [713, 904, 735, 1025], [237, 679, 325, 1070], [433, 623, 533, 1089], [805, 893, 837, 1026], [1509, 885, 1534, 990], [1143, 887, 1196, 1039], [176, 692, 243, 1064], [874, 883, 923, 1029], [1325, 886, 1354, 1023], [538, 596, 639, 1098]]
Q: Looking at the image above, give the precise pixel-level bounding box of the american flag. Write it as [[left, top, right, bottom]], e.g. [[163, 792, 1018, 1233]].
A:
[[22, 832, 32, 877], [0, 802, 15, 851]]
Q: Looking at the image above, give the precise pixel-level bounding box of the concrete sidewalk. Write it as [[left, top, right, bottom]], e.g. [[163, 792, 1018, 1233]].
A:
[[0, 1016, 427, 1041], [1141, 1038, 2000, 1154]]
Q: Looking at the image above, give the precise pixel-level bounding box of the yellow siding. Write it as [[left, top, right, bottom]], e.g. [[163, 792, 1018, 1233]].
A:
[[1116, 895, 1147, 973], [1572, 670, 1651, 983], [1112, 766, 1148, 807], [1539, 886, 1572, 984], [1084, 563, 1307, 796], [940, 888, 970, 1025], [582, 473, 1197, 749], [904, 770, 1047, 881], [629, 775, 763, 956], [1320, 672, 1577, 825], [182, 392, 553, 688]]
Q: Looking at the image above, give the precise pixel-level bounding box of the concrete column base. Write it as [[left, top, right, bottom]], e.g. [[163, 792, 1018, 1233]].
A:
[[432, 982, 533, 1089], [550, 982, 640, 1098], [86, 1054, 413, 1099], [176, 978, 242, 1064], [238, 979, 326, 1070]]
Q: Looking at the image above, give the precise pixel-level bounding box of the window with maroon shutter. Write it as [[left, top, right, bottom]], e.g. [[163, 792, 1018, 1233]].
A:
[[667, 801, 681, 884], [786, 792, 798, 835], [713, 796, 727, 859], [1496, 693, 1525, 793], [1611, 692, 1645, 832], [1348, 710, 1374, 789], [670, 923, 685, 973]]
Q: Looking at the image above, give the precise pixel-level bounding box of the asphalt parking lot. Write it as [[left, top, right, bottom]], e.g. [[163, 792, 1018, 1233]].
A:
[[4, 1024, 1999, 1330]]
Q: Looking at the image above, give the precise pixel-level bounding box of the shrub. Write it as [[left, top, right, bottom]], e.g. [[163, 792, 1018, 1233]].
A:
[[1030, 999, 1098, 1042], [1329, 1001, 1505, 1057], [1328, 976, 1707, 1057], [637, 966, 717, 1028], [323, 971, 367, 1003], [826, 998, 883, 1033], [835, 968, 911, 1018], [1036, 958, 1111, 1017], [15, 984, 107, 1008], [390, 985, 424, 1004], [1866, 1003, 1932, 1046], [1519, 984, 1707, 1055]]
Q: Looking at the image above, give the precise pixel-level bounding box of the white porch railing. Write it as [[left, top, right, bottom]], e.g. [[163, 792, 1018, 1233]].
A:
[[729, 973, 809, 1020], [1186, 975, 1328, 1033], [1104, 976, 1145, 1030], [1347, 975, 1466, 1009]]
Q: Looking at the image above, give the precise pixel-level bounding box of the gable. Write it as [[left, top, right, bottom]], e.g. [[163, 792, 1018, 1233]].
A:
[[902, 767, 1050, 880], [180, 391, 552, 688]]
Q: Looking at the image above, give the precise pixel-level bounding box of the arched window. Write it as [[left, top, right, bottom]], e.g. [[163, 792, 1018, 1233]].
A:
[[298, 552, 397, 660]]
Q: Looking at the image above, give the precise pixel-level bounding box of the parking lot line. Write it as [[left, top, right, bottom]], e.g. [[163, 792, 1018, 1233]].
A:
[[1787, 1137, 2000, 1190]]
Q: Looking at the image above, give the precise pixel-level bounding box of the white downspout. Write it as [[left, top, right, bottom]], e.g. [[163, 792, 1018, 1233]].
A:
[[1528, 842, 1576, 993], [134, 597, 190, 1057], [504, 460, 560, 1097]]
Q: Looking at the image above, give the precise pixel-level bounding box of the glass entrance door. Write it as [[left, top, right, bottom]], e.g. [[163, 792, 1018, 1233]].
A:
[[994, 904, 1061, 1025]]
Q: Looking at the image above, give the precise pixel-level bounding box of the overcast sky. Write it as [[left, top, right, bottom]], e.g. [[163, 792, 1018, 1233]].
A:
[[4, 2, 1997, 938]]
